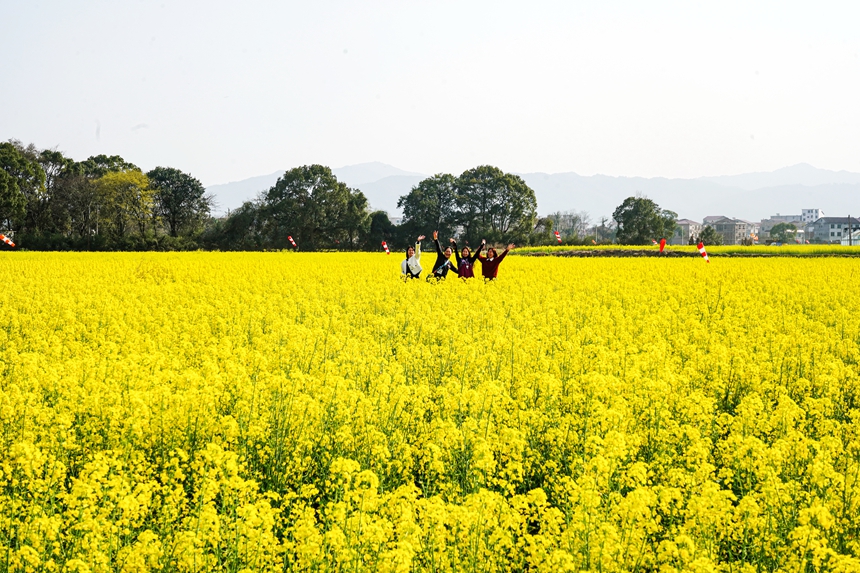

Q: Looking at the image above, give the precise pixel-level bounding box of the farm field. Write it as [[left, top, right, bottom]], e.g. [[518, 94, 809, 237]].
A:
[[1, 252, 860, 572]]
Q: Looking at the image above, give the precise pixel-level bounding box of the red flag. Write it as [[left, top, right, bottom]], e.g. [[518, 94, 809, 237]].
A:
[[0, 234, 14, 248], [591, 239, 597, 245], [651, 239, 658, 245], [697, 241, 710, 263], [287, 235, 297, 248], [554, 230, 561, 244], [381, 241, 390, 254], [659, 238, 666, 253]]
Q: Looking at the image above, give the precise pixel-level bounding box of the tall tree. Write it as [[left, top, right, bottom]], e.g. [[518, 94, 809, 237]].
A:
[[0, 141, 45, 231], [147, 167, 211, 237], [93, 170, 152, 238], [397, 174, 459, 240], [455, 166, 537, 244], [342, 191, 370, 249], [261, 165, 369, 250], [36, 149, 80, 235], [612, 196, 677, 245]]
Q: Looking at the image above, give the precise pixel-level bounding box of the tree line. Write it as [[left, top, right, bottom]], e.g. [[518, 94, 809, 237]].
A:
[[2, 138, 688, 251], [0, 140, 211, 250]]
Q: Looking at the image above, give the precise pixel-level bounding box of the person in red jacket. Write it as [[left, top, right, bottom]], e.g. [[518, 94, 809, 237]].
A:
[[476, 242, 515, 280]]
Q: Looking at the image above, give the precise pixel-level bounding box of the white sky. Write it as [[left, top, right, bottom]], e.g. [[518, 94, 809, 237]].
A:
[[2, 0, 858, 186]]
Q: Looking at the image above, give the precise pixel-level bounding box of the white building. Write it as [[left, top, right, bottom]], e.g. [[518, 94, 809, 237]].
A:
[[671, 219, 702, 245], [801, 209, 824, 224]]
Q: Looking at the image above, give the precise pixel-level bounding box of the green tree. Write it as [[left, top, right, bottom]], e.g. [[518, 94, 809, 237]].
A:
[[0, 163, 27, 230], [147, 167, 211, 237], [79, 154, 139, 178], [261, 165, 369, 250], [93, 170, 153, 238], [203, 201, 264, 250], [0, 141, 45, 231], [455, 166, 537, 244], [697, 225, 724, 246], [612, 196, 677, 245], [769, 222, 797, 244], [397, 174, 459, 240], [365, 210, 396, 250]]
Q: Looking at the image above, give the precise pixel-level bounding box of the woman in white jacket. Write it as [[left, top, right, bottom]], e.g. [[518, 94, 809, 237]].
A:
[[401, 235, 425, 279]]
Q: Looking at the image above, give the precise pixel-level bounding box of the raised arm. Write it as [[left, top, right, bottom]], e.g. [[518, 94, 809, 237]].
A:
[[432, 230, 444, 256], [470, 239, 486, 263], [415, 235, 425, 259], [450, 239, 462, 264], [496, 243, 515, 263]]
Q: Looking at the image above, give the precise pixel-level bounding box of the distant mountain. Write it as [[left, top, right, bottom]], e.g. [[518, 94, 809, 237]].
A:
[[354, 175, 425, 215], [699, 163, 860, 191], [206, 171, 281, 215], [331, 162, 424, 186], [207, 163, 860, 222]]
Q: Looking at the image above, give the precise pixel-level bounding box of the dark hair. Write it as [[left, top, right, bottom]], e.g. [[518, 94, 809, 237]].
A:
[[487, 247, 497, 257]]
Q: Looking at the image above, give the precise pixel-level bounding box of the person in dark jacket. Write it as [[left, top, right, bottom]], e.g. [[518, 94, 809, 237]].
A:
[[429, 230, 456, 280], [449, 238, 484, 278], [476, 243, 515, 280]]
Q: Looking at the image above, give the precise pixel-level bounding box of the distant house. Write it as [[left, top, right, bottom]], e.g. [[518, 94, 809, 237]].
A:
[[801, 208, 825, 224], [710, 216, 748, 246], [671, 219, 702, 245], [702, 215, 726, 226], [807, 216, 860, 244], [740, 219, 760, 240]]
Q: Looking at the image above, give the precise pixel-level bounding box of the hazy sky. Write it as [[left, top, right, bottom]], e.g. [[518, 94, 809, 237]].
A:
[[2, 1, 858, 186]]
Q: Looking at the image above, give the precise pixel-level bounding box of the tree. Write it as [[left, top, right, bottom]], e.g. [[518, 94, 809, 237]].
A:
[[612, 196, 677, 245], [261, 165, 369, 250], [548, 210, 591, 242], [455, 166, 537, 245], [397, 174, 459, 240], [0, 141, 45, 231], [79, 154, 139, 178], [147, 167, 211, 237], [365, 210, 395, 250], [697, 225, 723, 246], [93, 170, 153, 238], [342, 191, 370, 249], [769, 222, 797, 244], [204, 200, 264, 250], [0, 162, 26, 230]]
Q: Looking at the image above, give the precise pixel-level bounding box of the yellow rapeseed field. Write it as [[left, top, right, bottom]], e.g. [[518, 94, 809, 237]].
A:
[[1, 252, 859, 572]]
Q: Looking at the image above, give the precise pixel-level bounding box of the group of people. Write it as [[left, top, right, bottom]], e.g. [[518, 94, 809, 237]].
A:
[[401, 231, 515, 281]]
